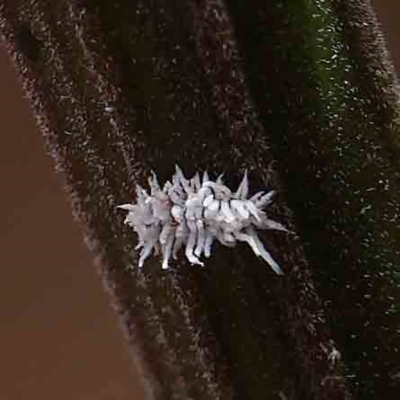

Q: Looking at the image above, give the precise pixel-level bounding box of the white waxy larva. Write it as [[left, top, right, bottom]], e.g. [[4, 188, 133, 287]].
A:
[[118, 165, 288, 274]]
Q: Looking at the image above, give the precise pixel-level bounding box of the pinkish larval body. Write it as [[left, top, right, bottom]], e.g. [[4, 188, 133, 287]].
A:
[[118, 166, 288, 273]]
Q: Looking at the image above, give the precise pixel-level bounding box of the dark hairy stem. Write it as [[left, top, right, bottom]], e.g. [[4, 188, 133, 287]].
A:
[[0, 0, 399, 399]]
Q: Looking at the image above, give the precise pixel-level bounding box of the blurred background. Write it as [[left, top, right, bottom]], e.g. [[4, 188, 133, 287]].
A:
[[0, 24, 144, 400], [0, 1, 398, 399]]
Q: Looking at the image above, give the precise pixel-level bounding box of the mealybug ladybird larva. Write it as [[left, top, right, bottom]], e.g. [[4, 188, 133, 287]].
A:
[[118, 165, 288, 273]]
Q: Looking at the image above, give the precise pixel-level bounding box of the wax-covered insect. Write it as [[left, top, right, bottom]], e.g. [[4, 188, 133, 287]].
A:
[[118, 166, 288, 273]]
